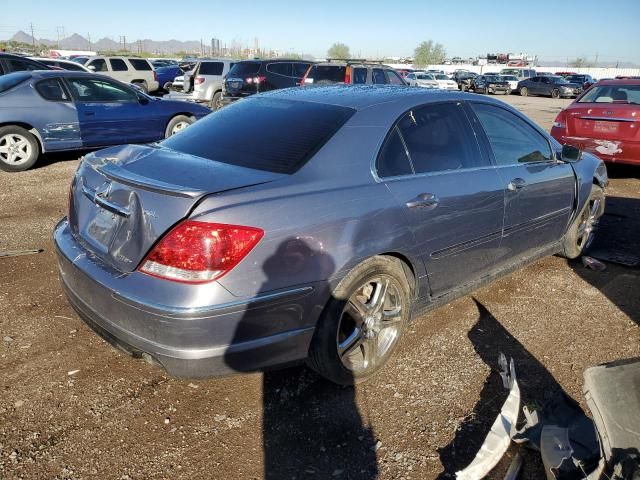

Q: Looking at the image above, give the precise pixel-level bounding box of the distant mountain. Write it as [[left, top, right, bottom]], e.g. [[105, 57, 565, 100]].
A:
[[6, 30, 205, 54], [539, 59, 639, 68]]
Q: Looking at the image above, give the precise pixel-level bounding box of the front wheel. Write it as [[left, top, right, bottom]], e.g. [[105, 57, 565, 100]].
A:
[[520, 87, 528, 97], [307, 256, 411, 385], [165, 115, 195, 138], [209, 91, 222, 110], [561, 185, 605, 259], [0, 126, 40, 172], [551, 88, 560, 99]]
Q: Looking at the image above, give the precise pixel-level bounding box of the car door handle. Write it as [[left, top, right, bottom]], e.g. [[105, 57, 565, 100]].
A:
[[507, 178, 527, 191], [406, 193, 439, 209]]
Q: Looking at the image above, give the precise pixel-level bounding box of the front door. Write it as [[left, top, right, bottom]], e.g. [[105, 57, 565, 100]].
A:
[[65, 77, 161, 147], [377, 102, 505, 298], [469, 102, 575, 261]]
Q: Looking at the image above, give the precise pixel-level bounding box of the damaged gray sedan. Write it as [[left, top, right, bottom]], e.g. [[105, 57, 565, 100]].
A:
[[55, 86, 608, 385]]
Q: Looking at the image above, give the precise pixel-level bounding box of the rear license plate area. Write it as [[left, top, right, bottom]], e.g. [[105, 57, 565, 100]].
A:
[[594, 121, 618, 134], [86, 206, 120, 252]]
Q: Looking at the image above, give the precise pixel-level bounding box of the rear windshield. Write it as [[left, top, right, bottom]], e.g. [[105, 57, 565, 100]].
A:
[[227, 62, 260, 76], [0, 72, 31, 93], [578, 85, 640, 104], [161, 97, 354, 174], [199, 62, 224, 75], [128, 59, 151, 71], [306, 65, 346, 84]]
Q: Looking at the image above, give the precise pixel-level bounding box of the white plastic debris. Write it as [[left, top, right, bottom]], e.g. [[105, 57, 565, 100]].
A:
[[456, 355, 520, 480], [582, 256, 606, 271]]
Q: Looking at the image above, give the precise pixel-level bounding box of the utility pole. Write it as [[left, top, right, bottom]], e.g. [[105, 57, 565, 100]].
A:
[[29, 22, 36, 53], [200, 38, 204, 56]]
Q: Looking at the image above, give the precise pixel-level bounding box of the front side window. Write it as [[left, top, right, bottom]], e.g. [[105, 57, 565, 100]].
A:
[[35, 78, 69, 101], [266, 62, 292, 76], [471, 103, 552, 165], [128, 59, 151, 71], [109, 59, 128, 71], [397, 103, 483, 173], [67, 78, 137, 102], [87, 59, 107, 72]]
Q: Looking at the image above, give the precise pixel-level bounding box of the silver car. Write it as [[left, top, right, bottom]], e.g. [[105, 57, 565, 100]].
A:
[[55, 86, 607, 385], [191, 59, 236, 109]]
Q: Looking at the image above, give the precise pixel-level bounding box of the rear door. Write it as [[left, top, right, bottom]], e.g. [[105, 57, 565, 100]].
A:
[[378, 102, 505, 297], [65, 76, 162, 146], [33, 77, 82, 151], [469, 102, 575, 260]]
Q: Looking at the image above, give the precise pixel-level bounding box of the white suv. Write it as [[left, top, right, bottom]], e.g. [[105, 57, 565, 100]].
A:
[[191, 59, 236, 109], [85, 57, 160, 93]]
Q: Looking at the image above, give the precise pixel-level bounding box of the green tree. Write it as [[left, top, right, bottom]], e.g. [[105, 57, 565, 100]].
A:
[[413, 40, 447, 68], [327, 42, 350, 60]]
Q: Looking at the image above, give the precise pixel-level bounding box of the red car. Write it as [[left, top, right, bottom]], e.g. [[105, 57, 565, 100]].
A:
[[551, 79, 640, 166]]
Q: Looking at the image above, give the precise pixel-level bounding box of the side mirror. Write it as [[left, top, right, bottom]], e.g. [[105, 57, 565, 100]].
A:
[[561, 144, 582, 162], [87, 65, 96, 72]]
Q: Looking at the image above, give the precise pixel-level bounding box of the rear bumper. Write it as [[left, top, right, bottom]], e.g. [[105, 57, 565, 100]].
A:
[[551, 132, 640, 166], [54, 219, 321, 378]]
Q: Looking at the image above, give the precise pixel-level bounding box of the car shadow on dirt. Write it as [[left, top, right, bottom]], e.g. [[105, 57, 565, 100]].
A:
[[436, 298, 562, 479], [571, 194, 640, 327], [35, 150, 90, 170], [225, 238, 379, 479]]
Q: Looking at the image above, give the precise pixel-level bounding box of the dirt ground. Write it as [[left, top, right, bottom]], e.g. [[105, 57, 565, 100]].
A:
[[1, 94, 638, 480]]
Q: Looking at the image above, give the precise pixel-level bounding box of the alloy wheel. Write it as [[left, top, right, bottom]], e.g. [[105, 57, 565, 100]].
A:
[[170, 121, 190, 135], [0, 133, 33, 166], [337, 276, 404, 374], [576, 197, 602, 251]]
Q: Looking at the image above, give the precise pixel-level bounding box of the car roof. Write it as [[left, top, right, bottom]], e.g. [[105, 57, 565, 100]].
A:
[[18, 70, 106, 80], [261, 84, 489, 110], [595, 78, 640, 86]]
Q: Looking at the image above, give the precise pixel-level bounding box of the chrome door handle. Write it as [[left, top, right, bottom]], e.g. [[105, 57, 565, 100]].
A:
[[406, 193, 439, 209], [507, 178, 527, 191]]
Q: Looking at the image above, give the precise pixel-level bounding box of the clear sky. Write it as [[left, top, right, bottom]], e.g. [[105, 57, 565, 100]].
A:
[[1, 0, 639, 63]]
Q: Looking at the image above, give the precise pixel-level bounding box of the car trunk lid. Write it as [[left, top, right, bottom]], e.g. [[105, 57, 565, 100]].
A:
[[566, 104, 639, 141], [68, 143, 282, 273]]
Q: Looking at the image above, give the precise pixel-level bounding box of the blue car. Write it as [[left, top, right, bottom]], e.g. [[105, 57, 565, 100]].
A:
[[0, 70, 211, 171], [54, 86, 607, 385], [154, 65, 182, 91]]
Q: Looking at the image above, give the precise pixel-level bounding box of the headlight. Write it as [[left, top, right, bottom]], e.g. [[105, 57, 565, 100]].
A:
[[561, 86, 571, 91]]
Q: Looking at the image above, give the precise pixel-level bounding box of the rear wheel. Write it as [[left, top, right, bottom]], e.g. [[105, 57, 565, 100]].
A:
[[520, 87, 528, 97], [209, 91, 222, 110], [561, 185, 605, 259], [307, 256, 411, 385], [506, 88, 512, 95], [551, 88, 560, 99], [165, 115, 195, 138], [0, 126, 40, 172]]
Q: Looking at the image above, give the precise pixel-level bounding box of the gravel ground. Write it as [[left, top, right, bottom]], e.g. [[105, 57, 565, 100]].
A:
[[0, 94, 638, 480]]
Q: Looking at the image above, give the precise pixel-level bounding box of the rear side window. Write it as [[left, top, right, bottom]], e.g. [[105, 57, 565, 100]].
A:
[[60, 62, 86, 72], [397, 103, 483, 173], [109, 59, 128, 71], [353, 68, 367, 84], [266, 63, 292, 76], [471, 103, 552, 165], [292, 63, 310, 77], [228, 62, 260, 76], [306, 65, 346, 84], [578, 85, 640, 104], [376, 127, 412, 177], [6, 59, 42, 72], [0, 72, 31, 93], [372, 69, 386, 84], [385, 70, 405, 85], [199, 62, 224, 75], [129, 59, 151, 71], [87, 59, 107, 72], [35, 78, 69, 101], [161, 97, 355, 174]]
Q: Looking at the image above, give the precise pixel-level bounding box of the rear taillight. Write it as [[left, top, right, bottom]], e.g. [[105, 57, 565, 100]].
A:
[[153, 71, 158, 81], [345, 66, 352, 84], [139, 221, 264, 284], [300, 66, 312, 86], [553, 110, 567, 130], [195, 76, 205, 85], [245, 75, 266, 84]]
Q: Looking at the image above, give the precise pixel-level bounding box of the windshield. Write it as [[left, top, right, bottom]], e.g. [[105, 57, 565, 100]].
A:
[[578, 85, 640, 104], [501, 75, 517, 81], [0, 72, 31, 93], [485, 76, 500, 82], [161, 97, 355, 174]]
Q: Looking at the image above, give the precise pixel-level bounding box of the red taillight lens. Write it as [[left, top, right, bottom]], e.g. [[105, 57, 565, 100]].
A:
[[553, 110, 567, 130], [139, 221, 264, 284], [195, 76, 205, 85], [345, 66, 352, 84]]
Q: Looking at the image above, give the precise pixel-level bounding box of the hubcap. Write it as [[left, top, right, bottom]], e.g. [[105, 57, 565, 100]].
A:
[[0, 133, 32, 165], [577, 198, 602, 250], [171, 121, 190, 135], [336, 276, 403, 373]]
